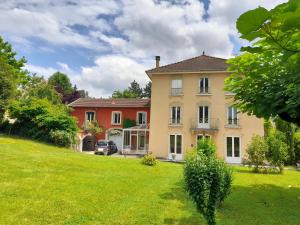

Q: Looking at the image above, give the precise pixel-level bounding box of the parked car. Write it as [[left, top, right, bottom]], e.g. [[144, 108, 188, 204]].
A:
[[95, 140, 118, 155]]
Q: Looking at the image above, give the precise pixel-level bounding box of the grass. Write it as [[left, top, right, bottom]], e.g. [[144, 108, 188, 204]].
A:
[[0, 135, 299, 225]]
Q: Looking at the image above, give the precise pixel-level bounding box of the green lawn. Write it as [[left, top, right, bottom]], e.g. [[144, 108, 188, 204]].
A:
[[0, 135, 299, 225]]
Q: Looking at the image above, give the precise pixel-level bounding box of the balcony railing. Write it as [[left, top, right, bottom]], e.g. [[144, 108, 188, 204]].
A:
[[226, 118, 240, 127], [190, 118, 219, 131], [171, 88, 183, 96], [198, 87, 211, 94], [169, 117, 182, 126]]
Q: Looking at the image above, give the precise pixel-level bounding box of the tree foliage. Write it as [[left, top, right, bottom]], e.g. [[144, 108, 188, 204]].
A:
[[48, 72, 73, 95], [112, 80, 151, 99], [0, 36, 28, 122], [7, 98, 77, 147], [22, 75, 62, 105], [226, 0, 300, 126]]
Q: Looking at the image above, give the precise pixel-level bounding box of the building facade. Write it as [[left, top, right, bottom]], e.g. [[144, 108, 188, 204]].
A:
[[146, 55, 264, 163], [69, 98, 150, 152]]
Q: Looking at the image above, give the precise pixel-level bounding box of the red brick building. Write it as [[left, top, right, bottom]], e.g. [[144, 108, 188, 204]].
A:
[[69, 98, 150, 151]]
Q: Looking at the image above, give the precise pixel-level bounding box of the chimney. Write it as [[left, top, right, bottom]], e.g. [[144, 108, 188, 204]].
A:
[[155, 56, 160, 68]]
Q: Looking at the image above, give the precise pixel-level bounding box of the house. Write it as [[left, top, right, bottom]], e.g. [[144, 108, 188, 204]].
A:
[[146, 54, 264, 163], [69, 98, 150, 152]]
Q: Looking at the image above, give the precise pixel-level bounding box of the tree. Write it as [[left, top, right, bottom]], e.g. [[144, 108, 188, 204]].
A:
[[112, 89, 139, 99], [143, 81, 151, 98], [0, 36, 28, 122], [22, 75, 62, 105], [128, 80, 143, 97], [48, 72, 73, 95], [225, 0, 300, 126]]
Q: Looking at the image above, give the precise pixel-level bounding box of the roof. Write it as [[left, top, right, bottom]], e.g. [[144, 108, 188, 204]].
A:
[[69, 98, 150, 108], [146, 55, 228, 74]]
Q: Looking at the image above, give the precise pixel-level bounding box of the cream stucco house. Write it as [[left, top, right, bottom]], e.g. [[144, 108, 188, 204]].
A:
[[146, 54, 264, 163]]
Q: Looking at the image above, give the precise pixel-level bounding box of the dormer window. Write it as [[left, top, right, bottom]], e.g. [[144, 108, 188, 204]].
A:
[[199, 77, 209, 94]]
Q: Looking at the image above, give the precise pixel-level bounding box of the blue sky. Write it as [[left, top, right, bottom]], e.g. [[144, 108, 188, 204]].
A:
[[0, 0, 286, 97]]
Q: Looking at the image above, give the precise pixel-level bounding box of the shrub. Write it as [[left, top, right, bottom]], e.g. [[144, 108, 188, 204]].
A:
[[49, 130, 73, 147], [245, 135, 268, 172], [294, 131, 300, 162], [7, 98, 77, 147], [141, 152, 157, 166], [266, 131, 288, 172], [196, 138, 216, 157], [123, 118, 136, 128], [184, 147, 232, 225]]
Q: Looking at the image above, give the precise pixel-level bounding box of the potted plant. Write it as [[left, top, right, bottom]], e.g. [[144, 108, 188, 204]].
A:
[[296, 161, 300, 170], [171, 153, 176, 161]]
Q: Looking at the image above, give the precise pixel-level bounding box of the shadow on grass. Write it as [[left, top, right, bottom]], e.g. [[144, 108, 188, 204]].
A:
[[218, 184, 300, 225], [159, 181, 205, 225], [159, 181, 300, 225]]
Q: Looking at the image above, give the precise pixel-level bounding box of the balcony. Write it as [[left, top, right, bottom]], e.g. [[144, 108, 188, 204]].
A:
[[225, 118, 241, 128], [198, 87, 211, 95], [170, 88, 183, 96], [169, 117, 182, 126], [190, 118, 219, 132]]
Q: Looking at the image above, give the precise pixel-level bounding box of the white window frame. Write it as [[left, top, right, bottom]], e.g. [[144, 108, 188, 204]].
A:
[[199, 77, 209, 94], [170, 106, 181, 124], [111, 111, 122, 125], [85, 111, 95, 122], [198, 105, 209, 128], [225, 136, 241, 164], [136, 111, 147, 125], [171, 79, 182, 95], [227, 106, 239, 125], [169, 134, 183, 155]]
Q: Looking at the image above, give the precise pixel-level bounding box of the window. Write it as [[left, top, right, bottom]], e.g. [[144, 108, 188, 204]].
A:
[[198, 106, 209, 127], [170, 134, 182, 154], [86, 111, 95, 122], [199, 77, 209, 93], [226, 137, 240, 157], [196, 135, 211, 147], [111, 111, 121, 125], [227, 106, 238, 125], [170, 106, 181, 124], [137, 112, 147, 125], [171, 79, 182, 95]]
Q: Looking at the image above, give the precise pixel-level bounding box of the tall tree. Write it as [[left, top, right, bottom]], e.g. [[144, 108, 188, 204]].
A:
[[128, 80, 143, 97], [0, 36, 27, 121], [143, 81, 151, 98], [225, 0, 300, 126], [112, 90, 138, 99], [48, 72, 73, 95], [22, 75, 62, 105]]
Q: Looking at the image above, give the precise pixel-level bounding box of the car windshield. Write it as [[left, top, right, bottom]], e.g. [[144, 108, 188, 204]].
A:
[[97, 141, 108, 146]]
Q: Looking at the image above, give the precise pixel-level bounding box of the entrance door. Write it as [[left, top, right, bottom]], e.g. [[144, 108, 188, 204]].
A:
[[198, 106, 209, 128], [196, 134, 211, 147], [226, 137, 241, 163]]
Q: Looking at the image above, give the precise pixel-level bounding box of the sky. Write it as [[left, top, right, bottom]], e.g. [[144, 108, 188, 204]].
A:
[[0, 0, 286, 97]]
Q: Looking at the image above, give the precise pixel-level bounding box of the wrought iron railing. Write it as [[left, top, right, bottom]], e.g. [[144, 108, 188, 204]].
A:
[[190, 118, 219, 130]]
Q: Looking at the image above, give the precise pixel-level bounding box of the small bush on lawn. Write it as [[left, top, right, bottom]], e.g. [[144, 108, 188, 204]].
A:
[[141, 153, 157, 166], [49, 130, 73, 147], [244, 135, 268, 173], [197, 138, 216, 157], [184, 139, 232, 225], [266, 131, 288, 172]]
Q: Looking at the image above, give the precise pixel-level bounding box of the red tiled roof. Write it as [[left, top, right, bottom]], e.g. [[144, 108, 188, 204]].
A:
[[69, 98, 150, 108], [146, 55, 228, 74]]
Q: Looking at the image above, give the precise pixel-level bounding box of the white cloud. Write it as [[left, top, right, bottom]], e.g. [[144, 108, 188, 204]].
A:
[[74, 55, 151, 97], [1, 0, 289, 97]]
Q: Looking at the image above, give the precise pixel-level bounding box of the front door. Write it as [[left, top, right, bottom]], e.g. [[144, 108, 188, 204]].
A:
[[198, 106, 209, 128], [226, 137, 241, 163]]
